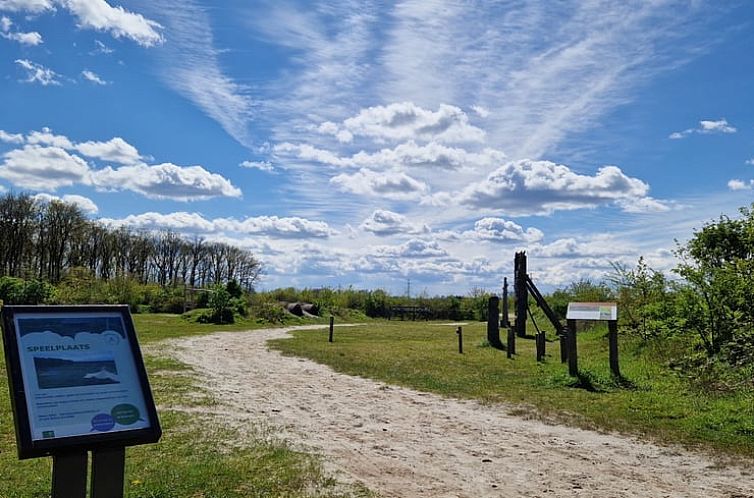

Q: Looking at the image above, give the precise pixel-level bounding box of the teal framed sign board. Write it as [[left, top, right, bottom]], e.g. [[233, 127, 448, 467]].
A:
[[1, 305, 161, 459]]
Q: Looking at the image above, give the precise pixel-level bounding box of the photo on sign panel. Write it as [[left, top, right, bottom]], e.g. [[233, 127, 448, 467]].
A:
[[34, 354, 120, 389]]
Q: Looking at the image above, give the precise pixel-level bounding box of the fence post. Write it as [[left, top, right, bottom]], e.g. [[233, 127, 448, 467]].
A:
[[328, 316, 334, 343], [456, 326, 463, 354], [487, 296, 504, 350], [566, 319, 578, 376], [536, 332, 545, 362], [506, 328, 515, 358], [559, 335, 567, 363], [608, 320, 619, 377]]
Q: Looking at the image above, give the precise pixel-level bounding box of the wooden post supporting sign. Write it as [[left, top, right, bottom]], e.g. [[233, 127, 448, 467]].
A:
[[608, 320, 620, 377], [91, 447, 126, 498], [52, 452, 87, 498], [566, 319, 578, 377], [456, 326, 463, 354]]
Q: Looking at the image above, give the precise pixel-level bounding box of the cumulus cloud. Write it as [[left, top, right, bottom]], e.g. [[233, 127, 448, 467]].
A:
[[0, 130, 24, 144], [91, 163, 242, 201], [0, 16, 42, 45], [15, 59, 60, 86], [0, 0, 53, 13], [75, 137, 140, 164], [239, 160, 275, 172], [669, 118, 737, 139], [728, 179, 753, 191], [452, 159, 663, 215], [529, 236, 632, 258], [0, 0, 162, 46], [339, 102, 486, 143], [81, 69, 107, 85], [279, 140, 505, 173], [470, 217, 543, 243], [102, 211, 335, 239], [0, 128, 241, 200], [33, 193, 98, 213], [360, 209, 430, 236], [0, 144, 90, 189], [330, 168, 429, 200], [371, 239, 448, 259], [471, 105, 490, 118]]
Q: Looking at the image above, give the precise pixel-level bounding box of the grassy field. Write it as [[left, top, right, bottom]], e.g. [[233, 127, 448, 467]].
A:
[[0, 313, 372, 498], [270, 320, 754, 458]]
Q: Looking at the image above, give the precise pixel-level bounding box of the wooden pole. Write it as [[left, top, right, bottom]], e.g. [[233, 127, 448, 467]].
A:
[[486, 296, 504, 350], [501, 277, 509, 328], [567, 319, 578, 376], [91, 447, 126, 498], [514, 252, 528, 337], [608, 320, 620, 377], [52, 452, 87, 498], [507, 328, 515, 358], [456, 326, 463, 354], [536, 332, 545, 362], [559, 335, 567, 363], [328, 316, 334, 343]]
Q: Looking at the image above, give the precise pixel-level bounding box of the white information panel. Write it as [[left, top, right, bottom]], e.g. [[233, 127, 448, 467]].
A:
[[566, 302, 617, 321], [13, 312, 152, 441]]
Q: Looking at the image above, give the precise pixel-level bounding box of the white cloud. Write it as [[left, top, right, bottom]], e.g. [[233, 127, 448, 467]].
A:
[[102, 211, 335, 239], [530, 236, 634, 259], [341, 102, 486, 143], [276, 139, 505, 172], [453, 159, 662, 215], [0, 128, 240, 201], [0, 17, 42, 45], [150, 0, 253, 147], [75, 137, 140, 164], [61, 0, 163, 47], [471, 217, 543, 243], [91, 39, 113, 54], [745, 158, 754, 166], [239, 160, 275, 173], [0, 144, 91, 190], [33, 193, 98, 213], [0, 0, 53, 13], [371, 239, 448, 259], [26, 127, 73, 148], [92, 163, 242, 201], [471, 105, 490, 118], [0, 130, 24, 144], [330, 168, 429, 200], [0, 0, 162, 46], [360, 209, 429, 236], [81, 69, 107, 85], [728, 179, 753, 191], [15, 59, 60, 86], [669, 118, 737, 139]]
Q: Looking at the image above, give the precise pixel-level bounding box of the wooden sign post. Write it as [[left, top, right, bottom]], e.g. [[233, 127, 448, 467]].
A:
[[1, 305, 162, 498], [565, 302, 619, 378]]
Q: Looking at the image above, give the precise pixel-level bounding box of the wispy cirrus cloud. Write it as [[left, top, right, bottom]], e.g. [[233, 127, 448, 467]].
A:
[[147, 0, 253, 147], [15, 59, 60, 85]]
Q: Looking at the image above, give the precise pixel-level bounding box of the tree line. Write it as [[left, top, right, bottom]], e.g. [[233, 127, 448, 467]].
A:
[[0, 192, 262, 290]]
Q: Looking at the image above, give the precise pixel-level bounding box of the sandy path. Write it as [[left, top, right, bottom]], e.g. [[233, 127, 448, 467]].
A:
[[163, 325, 754, 497]]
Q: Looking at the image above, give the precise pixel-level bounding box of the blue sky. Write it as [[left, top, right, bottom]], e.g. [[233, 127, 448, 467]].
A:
[[1, 0, 753, 295]]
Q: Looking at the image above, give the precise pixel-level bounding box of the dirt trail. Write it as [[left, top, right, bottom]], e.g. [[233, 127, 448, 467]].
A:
[[163, 325, 754, 497]]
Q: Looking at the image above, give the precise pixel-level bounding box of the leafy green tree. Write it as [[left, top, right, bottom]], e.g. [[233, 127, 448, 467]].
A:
[[674, 204, 754, 356], [209, 284, 233, 324]]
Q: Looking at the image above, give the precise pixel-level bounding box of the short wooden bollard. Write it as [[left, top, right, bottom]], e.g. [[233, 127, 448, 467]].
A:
[[536, 332, 545, 362], [608, 320, 619, 376], [559, 335, 567, 363], [328, 316, 334, 343], [506, 328, 515, 358], [566, 319, 578, 376], [456, 326, 463, 354]]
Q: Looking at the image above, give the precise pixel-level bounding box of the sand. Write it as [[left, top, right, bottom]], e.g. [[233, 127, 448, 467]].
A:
[[161, 324, 754, 497]]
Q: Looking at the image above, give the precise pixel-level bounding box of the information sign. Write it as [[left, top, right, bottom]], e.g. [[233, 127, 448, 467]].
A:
[[2, 305, 161, 459], [566, 302, 617, 321]]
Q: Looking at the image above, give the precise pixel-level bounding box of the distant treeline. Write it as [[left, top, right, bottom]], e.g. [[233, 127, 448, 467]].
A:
[[0, 192, 262, 290]]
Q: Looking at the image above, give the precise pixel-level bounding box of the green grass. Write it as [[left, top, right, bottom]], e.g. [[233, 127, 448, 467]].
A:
[[270, 320, 754, 458], [0, 313, 373, 498]]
